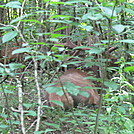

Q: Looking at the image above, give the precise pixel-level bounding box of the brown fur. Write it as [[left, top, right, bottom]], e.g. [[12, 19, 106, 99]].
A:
[[46, 69, 100, 109], [0, 46, 21, 63]]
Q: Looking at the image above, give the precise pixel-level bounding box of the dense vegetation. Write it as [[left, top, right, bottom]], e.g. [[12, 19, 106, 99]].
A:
[[0, 0, 134, 133]]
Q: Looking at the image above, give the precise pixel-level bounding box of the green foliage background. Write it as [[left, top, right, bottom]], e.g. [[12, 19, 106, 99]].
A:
[[0, 0, 134, 133]]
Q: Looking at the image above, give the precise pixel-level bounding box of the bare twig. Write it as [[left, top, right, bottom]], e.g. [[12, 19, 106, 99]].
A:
[[33, 57, 42, 131], [16, 78, 26, 134]]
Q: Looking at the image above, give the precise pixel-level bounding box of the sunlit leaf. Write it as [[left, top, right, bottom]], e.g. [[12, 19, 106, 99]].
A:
[[0, 125, 9, 128], [120, 39, 134, 43], [124, 8, 134, 15], [113, 24, 125, 33], [102, 7, 117, 17], [2, 31, 18, 43], [25, 110, 36, 116], [124, 66, 134, 72], [12, 48, 31, 55], [9, 63, 25, 71], [6, 1, 21, 8]]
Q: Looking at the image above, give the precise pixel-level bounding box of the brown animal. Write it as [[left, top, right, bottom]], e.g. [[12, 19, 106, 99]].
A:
[[46, 69, 100, 110], [0, 46, 21, 64]]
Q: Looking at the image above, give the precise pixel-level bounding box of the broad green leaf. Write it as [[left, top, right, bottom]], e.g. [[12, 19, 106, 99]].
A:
[[88, 48, 105, 54], [102, 7, 117, 17], [34, 131, 45, 134], [12, 47, 31, 55], [25, 110, 36, 116], [124, 8, 134, 15], [51, 100, 64, 108], [104, 81, 118, 90], [44, 122, 60, 129], [23, 103, 33, 109], [0, 67, 4, 74], [120, 39, 134, 43], [124, 66, 134, 72], [2, 31, 18, 43], [63, 82, 80, 96], [56, 90, 64, 96], [117, 106, 126, 114], [20, 19, 45, 26], [82, 13, 103, 20], [73, 46, 91, 50], [79, 90, 89, 98], [79, 25, 93, 31], [45, 86, 61, 94], [65, 61, 84, 65], [112, 24, 125, 33], [44, 129, 56, 133], [9, 63, 25, 71], [3, 89, 14, 94], [124, 118, 134, 131], [0, 26, 12, 30], [6, 1, 21, 8], [11, 121, 20, 125], [10, 14, 31, 24], [0, 125, 9, 128]]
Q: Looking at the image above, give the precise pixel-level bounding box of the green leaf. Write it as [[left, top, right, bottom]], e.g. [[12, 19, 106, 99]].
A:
[[34, 131, 45, 134], [112, 24, 125, 33], [45, 86, 61, 94], [25, 110, 36, 116], [63, 82, 80, 96], [124, 66, 134, 72], [0, 67, 4, 74], [117, 106, 126, 114], [79, 91, 89, 98], [44, 122, 60, 129], [54, 26, 68, 32], [0, 26, 12, 30], [51, 100, 64, 108], [9, 63, 25, 71], [73, 46, 91, 50], [124, 8, 134, 15], [6, 1, 21, 8], [23, 103, 33, 109], [12, 47, 31, 55], [104, 81, 118, 90], [3, 89, 14, 94], [10, 14, 31, 24], [124, 118, 134, 131], [102, 7, 117, 17], [88, 48, 105, 54], [2, 31, 18, 43], [20, 19, 45, 26], [44, 129, 56, 133], [82, 13, 103, 20], [0, 125, 9, 129], [79, 25, 93, 31], [120, 39, 134, 43], [51, 33, 66, 38], [50, 15, 72, 19]]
